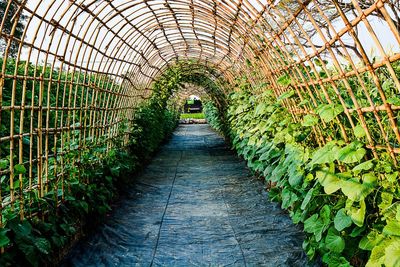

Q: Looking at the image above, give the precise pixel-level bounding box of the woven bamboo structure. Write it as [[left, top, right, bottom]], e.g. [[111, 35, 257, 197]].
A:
[[0, 0, 399, 222]]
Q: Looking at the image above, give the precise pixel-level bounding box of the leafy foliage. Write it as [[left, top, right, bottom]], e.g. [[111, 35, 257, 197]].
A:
[[203, 102, 224, 133], [0, 0, 27, 57], [0, 63, 180, 266], [205, 73, 400, 266]]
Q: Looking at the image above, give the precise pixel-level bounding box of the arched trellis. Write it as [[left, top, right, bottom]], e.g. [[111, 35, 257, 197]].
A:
[[0, 0, 399, 222]]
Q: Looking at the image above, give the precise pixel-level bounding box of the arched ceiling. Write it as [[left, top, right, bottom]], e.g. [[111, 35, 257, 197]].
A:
[[12, 0, 280, 97], [3, 0, 400, 111]]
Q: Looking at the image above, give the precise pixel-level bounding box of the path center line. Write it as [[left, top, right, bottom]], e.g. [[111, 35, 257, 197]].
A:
[[149, 149, 183, 267]]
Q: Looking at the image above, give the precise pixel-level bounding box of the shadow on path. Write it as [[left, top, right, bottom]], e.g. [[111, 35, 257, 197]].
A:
[[63, 124, 313, 266]]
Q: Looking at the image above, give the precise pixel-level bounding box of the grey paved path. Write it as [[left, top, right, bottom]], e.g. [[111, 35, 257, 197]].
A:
[[64, 124, 311, 267]]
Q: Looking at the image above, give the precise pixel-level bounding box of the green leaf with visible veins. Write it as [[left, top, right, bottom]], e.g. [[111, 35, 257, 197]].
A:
[[301, 188, 314, 210], [366, 241, 387, 267], [320, 205, 331, 225], [309, 141, 340, 166], [325, 227, 345, 253], [316, 104, 344, 123], [346, 199, 366, 227], [337, 142, 366, 164], [304, 214, 327, 242], [352, 160, 374, 174], [359, 230, 384, 251], [316, 168, 342, 194], [341, 179, 374, 202], [334, 208, 352, 231], [35, 237, 51, 254], [384, 238, 400, 267], [383, 221, 400, 237], [281, 188, 298, 209]]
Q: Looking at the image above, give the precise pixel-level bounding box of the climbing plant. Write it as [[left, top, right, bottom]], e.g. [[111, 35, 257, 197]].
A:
[[1, 0, 400, 266], [0, 63, 180, 266], [204, 66, 400, 266]]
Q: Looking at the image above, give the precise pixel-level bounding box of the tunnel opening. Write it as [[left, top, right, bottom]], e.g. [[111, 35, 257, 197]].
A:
[[183, 96, 202, 114]]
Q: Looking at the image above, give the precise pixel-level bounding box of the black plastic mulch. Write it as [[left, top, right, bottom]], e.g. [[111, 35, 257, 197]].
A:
[[62, 124, 315, 267]]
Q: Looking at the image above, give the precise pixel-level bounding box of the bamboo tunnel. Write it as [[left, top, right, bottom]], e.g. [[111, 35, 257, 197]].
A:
[[0, 0, 399, 224]]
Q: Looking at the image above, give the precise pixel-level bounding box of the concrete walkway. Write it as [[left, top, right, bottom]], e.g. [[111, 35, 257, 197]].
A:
[[64, 124, 311, 266]]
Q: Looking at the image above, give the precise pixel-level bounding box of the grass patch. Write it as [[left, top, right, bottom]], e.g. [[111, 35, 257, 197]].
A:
[[180, 113, 205, 119]]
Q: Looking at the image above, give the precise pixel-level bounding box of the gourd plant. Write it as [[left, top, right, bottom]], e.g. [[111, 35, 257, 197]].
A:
[[204, 68, 400, 266], [0, 63, 180, 266]]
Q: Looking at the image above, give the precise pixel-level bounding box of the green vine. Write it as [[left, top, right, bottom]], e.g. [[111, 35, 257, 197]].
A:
[[0, 65, 181, 266], [205, 74, 400, 266]]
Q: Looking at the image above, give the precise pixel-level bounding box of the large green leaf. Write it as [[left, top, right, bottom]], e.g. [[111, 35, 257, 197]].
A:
[[309, 141, 340, 166], [281, 188, 299, 209], [382, 201, 400, 221], [18, 242, 38, 267], [0, 159, 8, 170], [359, 230, 385, 250], [337, 142, 366, 164], [316, 168, 342, 194], [366, 240, 387, 267], [397, 205, 400, 221], [379, 192, 394, 214], [346, 199, 366, 227], [277, 74, 291, 87], [35, 237, 51, 255], [362, 172, 377, 185], [352, 160, 374, 174], [235, 105, 247, 115], [254, 103, 267, 116], [277, 90, 295, 101], [288, 171, 303, 187], [259, 147, 280, 162], [387, 96, 400, 106], [304, 214, 328, 242], [354, 124, 366, 138], [316, 104, 344, 123], [384, 238, 400, 267], [302, 114, 319, 127], [325, 227, 345, 253], [341, 179, 374, 202], [322, 253, 351, 267], [320, 205, 332, 225], [14, 164, 27, 175], [301, 188, 314, 210], [270, 160, 288, 182], [383, 221, 400, 237], [10, 220, 32, 236], [334, 208, 352, 231], [304, 214, 325, 242]]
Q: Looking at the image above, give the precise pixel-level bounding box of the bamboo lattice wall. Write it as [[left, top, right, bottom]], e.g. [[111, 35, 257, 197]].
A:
[[0, 0, 399, 222]]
